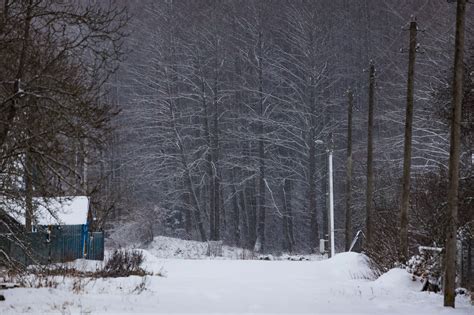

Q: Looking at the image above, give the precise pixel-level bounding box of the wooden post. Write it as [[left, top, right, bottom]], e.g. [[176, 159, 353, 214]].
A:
[[444, 0, 466, 308], [399, 18, 417, 262]]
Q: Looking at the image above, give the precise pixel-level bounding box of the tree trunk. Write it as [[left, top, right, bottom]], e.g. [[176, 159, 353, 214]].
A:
[[184, 188, 192, 236], [239, 189, 249, 247], [245, 141, 257, 249], [248, 176, 258, 249], [282, 178, 295, 252], [322, 150, 328, 242], [183, 163, 207, 242], [231, 170, 241, 247], [255, 29, 266, 252], [308, 131, 318, 252], [366, 62, 375, 245], [308, 56, 319, 252], [82, 138, 89, 194], [0, 0, 32, 149], [345, 89, 354, 251], [0, 102, 17, 150], [24, 149, 33, 232], [444, 0, 466, 308], [201, 74, 215, 240], [211, 78, 220, 240]]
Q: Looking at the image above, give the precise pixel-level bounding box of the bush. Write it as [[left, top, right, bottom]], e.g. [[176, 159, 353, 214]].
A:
[[101, 249, 149, 277]]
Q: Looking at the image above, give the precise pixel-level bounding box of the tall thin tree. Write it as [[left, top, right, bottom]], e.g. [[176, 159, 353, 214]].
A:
[[366, 62, 375, 245], [345, 89, 354, 251]]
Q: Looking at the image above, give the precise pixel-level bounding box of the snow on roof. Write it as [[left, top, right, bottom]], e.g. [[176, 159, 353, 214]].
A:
[[16, 196, 90, 226]]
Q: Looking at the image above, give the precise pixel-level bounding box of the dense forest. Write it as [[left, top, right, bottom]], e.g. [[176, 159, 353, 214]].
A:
[[102, 0, 473, 257]]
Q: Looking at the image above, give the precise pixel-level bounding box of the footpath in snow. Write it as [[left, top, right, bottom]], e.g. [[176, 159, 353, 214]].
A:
[[0, 238, 471, 314]]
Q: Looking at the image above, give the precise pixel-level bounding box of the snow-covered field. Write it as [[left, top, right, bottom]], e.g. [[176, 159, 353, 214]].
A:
[[0, 238, 471, 314]]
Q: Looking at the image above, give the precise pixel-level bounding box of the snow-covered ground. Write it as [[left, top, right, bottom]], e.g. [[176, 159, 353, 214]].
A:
[[0, 238, 471, 314]]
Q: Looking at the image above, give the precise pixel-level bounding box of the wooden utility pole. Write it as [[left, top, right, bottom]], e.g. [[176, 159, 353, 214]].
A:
[[366, 62, 375, 245], [444, 0, 466, 308], [399, 18, 417, 262], [345, 89, 354, 251]]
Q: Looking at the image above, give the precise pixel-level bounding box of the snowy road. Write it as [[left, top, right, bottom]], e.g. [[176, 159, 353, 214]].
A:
[[1, 252, 471, 314]]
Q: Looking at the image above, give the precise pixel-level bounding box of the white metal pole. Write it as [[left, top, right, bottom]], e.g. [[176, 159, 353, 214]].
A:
[[328, 147, 335, 258]]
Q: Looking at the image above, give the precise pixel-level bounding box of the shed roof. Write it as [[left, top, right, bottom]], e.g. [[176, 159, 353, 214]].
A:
[[16, 196, 90, 226]]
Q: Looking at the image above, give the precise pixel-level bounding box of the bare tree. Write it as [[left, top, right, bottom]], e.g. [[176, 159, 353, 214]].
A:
[[345, 89, 354, 251], [0, 0, 127, 265]]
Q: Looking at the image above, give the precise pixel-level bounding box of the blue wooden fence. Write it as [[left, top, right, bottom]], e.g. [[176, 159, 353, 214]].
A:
[[0, 226, 104, 267], [86, 232, 104, 261]]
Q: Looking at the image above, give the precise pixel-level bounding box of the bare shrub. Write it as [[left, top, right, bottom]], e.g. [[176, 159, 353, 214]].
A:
[[364, 204, 400, 274], [100, 249, 149, 278]]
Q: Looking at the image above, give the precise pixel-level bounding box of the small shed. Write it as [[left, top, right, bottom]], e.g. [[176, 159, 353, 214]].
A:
[[24, 196, 92, 228], [1, 196, 104, 266]]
